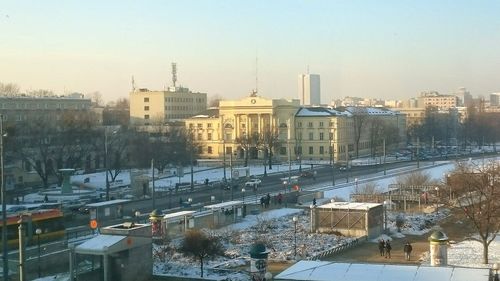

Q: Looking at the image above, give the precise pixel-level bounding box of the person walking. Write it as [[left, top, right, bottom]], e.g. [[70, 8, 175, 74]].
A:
[[385, 240, 392, 259], [378, 239, 385, 256], [404, 241, 413, 261]]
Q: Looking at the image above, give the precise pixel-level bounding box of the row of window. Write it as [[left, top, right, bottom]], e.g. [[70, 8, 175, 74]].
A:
[[297, 121, 329, 128], [0, 103, 88, 109], [143, 97, 206, 103]]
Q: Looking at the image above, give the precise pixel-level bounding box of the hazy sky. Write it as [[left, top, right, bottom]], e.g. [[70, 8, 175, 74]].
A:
[[1, 1, 499, 103]]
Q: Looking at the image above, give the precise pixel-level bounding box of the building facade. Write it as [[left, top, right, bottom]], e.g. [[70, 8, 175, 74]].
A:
[[298, 74, 321, 105], [129, 87, 207, 125], [418, 91, 458, 110], [0, 92, 92, 125], [185, 95, 406, 163]]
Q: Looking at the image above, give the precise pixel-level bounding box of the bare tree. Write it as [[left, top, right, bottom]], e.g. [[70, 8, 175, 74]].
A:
[[208, 94, 223, 107], [259, 129, 281, 170], [235, 132, 260, 167], [395, 170, 438, 186], [354, 182, 381, 194], [352, 112, 368, 158], [0, 82, 20, 96], [443, 161, 500, 264], [179, 229, 224, 277]]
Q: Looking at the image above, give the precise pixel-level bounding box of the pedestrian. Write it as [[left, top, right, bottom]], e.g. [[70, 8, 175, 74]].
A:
[[260, 196, 265, 208], [277, 193, 283, 205], [266, 193, 271, 207], [312, 198, 317, 206], [404, 241, 413, 261], [385, 240, 392, 259], [378, 239, 385, 256]]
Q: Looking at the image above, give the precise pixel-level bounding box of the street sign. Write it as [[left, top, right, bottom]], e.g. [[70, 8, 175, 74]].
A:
[[90, 219, 98, 229]]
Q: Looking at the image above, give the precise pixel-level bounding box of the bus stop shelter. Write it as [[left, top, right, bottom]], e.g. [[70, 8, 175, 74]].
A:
[[204, 200, 244, 228], [162, 210, 196, 237], [87, 199, 129, 226]]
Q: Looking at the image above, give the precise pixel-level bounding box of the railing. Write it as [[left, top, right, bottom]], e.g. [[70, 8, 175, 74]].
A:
[[307, 235, 366, 260]]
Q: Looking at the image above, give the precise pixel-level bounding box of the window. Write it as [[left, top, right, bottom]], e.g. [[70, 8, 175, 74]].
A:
[[319, 121, 324, 127], [319, 146, 324, 154], [207, 123, 212, 128], [319, 132, 324, 140], [197, 123, 203, 128], [309, 146, 313, 155], [297, 146, 302, 155], [144, 115, 150, 119], [207, 133, 212, 140], [207, 146, 213, 154], [280, 147, 287, 155], [144, 97, 149, 102], [197, 133, 202, 140], [329, 133, 334, 140], [144, 106, 149, 111], [308, 122, 313, 128], [309, 132, 313, 140], [297, 122, 302, 128]]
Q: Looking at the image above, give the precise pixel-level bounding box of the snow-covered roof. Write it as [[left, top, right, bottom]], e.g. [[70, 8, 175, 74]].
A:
[[296, 107, 352, 117], [345, 106, 399, 116], [163, 210, 195, 220], [274, 261, 490, 281], [317, 201, 381, 210], [204, 200, 244, 210], [75, 235, 126, 255], [86, 199, 130, 208]]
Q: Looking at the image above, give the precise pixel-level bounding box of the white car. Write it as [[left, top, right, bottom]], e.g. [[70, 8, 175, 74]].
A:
[[245, 179, 261, 188]]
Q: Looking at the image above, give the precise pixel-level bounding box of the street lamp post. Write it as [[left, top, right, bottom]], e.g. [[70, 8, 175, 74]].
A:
[[1, 114, 8, 281], [36, 228, 42, 278], [283, 180, 288, 207], [309, 204, 315, 233], [355, 178, 359, 190], [383, 200, 388, 233], [241, 188, 245, 203], [435, 187, 440, 214], [292, 216, 298, 259]]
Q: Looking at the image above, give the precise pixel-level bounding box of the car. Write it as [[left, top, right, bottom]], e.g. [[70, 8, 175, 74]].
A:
[[300, 171, 314, 178], [245, 179, 262, 188]]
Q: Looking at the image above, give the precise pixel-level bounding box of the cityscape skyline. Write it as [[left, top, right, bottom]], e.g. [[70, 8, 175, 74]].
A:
[[1, 1, 499, 103]]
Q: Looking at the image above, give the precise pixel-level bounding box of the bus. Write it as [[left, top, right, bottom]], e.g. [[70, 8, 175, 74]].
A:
[[0, 208, 65, 249]]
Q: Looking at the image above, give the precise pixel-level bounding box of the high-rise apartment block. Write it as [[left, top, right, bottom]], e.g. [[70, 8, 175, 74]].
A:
[[298, 74, 321, 105]]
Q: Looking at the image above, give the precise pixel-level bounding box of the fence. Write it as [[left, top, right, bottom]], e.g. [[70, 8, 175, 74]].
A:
[[307, 235, 366, 260]]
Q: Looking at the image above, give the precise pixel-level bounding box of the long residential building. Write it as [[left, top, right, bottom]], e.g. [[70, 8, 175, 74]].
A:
[[0, 92, 92, 125], [184, 95, 406, 163]]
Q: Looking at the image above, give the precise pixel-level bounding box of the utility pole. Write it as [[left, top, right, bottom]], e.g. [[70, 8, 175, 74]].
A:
[[18, 219, 26, 281], [151, 158, 155, 210], [222, 139, 226, 181], [331, 138, 335, 186], [383, 138, 386, 175], [417, 137, 420, 169], [1, 114, 8, 281], [104, 129, 110, 201]]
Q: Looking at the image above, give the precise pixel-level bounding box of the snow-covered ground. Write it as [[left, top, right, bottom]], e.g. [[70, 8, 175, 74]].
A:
[[31, 156, 500, 280]]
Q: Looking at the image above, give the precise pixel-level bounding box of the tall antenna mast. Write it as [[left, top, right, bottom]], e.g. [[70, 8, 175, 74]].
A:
[[255, 55, 258, 94], [171, 62, 177, 88], [131, 75, 136, 92]]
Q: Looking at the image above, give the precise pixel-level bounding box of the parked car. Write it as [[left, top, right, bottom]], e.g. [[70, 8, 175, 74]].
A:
[[300, 171, 314, 178], [245, 179, 262, 188]]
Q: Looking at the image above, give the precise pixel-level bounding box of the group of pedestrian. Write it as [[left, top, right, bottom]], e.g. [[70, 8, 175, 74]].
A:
[[378, 239, 392, 258], [260, 193, 271, 208], [377, 239, 413, 261]]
